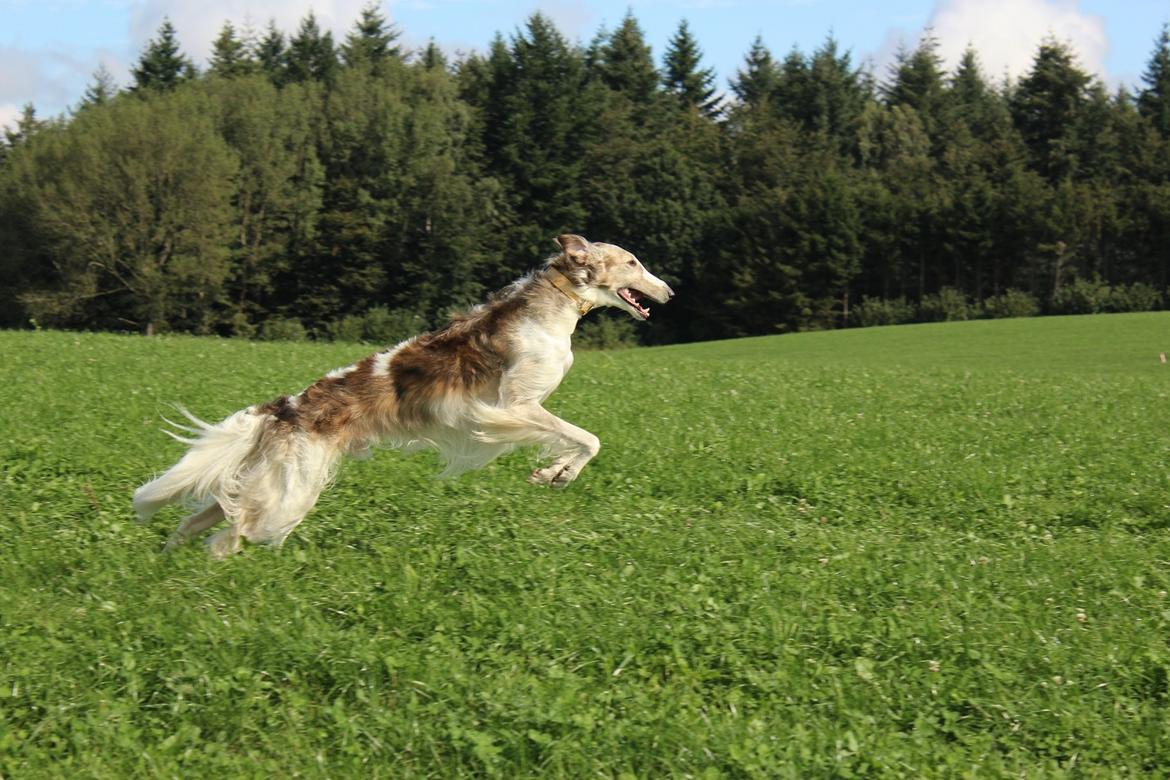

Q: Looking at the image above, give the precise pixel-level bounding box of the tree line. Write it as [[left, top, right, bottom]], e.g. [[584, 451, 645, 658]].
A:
[[2, 6, 1169, 344]]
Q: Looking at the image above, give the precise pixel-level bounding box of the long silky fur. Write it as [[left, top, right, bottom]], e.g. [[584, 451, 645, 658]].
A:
[[133, 408, 271, 523], [134, 236, 675, 557]]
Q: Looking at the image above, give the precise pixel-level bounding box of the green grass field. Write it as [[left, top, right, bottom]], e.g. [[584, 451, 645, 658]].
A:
[[3, 313, 1170, 777]]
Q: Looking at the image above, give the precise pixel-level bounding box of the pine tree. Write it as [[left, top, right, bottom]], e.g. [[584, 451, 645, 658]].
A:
[[662, 20, 721, 117], [766, 37, 869, 152], [79, 64, 118, 109], [884, 34, 945, 140], [458, 34, 512, 166], [949, 48, 987, 109], [3, 104, 46, 148], [131, 19, 195, 92], [731, 36, 779, 108], [341, 3, 400, 68], [773, 47, 811, 118], [210, 21, 255, 78], [1011, 39, 1091, 180], [947, 47, 1020, 144], [592, 12, 658, 106], [479, 13, 595, 261], [1138, 24, 1170, 137], [418, 40, 447, 71], [286, 12, 338, 84], [256, 21, 288, 84], [939, 46, 1027, 298]]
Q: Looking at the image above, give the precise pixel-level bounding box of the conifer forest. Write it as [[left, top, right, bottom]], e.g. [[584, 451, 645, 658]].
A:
[[2, 7, 1170, 345]]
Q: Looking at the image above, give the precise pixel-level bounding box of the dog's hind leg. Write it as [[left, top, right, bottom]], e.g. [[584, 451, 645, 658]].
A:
[[164, 502, 226, 550], [204, 487, 325, 558], [203, 435, 336, 557]]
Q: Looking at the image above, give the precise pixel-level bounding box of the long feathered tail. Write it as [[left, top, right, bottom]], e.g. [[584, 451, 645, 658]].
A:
[[135, 405, 342, 554], [133, 407, 268, 523]]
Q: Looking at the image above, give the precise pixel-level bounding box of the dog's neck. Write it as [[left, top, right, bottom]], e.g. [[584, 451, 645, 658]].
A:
[[519, 268, 591, 341], [545, 268, 593, 317]]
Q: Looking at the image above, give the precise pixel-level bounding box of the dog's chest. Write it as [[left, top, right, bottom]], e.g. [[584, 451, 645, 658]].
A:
[[530, 338, 574, 399], [506, 322, 574, 402]]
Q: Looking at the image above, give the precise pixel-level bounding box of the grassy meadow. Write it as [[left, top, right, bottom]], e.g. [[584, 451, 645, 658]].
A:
[[3, 313, 1170, 777]]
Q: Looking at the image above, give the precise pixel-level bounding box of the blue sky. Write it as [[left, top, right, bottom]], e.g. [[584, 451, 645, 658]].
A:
[[2, 0, 1168, 131]]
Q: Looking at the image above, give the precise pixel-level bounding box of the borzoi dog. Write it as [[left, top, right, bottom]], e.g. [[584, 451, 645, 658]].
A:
[[134, 234, 674, 557]]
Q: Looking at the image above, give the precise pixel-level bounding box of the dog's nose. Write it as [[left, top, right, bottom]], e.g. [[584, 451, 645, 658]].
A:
[[666, 284, 675, 300]]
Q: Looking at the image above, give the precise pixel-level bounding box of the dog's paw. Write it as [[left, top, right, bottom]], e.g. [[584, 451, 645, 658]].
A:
[[549, 468, 575, 489], [206, 526, 242, 559], [529, 464, 575, 487]]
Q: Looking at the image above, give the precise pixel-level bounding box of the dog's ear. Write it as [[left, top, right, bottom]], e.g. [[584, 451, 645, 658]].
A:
[[555, 234, 591, 264]]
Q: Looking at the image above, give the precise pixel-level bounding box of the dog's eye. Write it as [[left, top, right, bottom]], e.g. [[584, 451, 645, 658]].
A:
[[628, 260, 636, 267]]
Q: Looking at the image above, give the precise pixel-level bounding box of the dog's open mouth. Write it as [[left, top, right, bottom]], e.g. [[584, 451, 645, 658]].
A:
[[619, 288, 651, 319]]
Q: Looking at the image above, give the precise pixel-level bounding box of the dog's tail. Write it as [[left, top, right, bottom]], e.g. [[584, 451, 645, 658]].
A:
[[133, 407, 268, 522]]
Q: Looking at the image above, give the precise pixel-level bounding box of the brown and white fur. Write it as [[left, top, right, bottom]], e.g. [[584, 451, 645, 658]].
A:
[[134, 234, 674, 557]]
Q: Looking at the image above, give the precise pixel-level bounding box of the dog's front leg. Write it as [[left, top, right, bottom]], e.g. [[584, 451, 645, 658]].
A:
[[477, 402, 600, 488], [525, 405, 600, 488]]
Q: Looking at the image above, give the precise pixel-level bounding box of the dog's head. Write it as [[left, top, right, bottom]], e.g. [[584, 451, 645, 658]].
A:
[[553, 234, 674, 320]]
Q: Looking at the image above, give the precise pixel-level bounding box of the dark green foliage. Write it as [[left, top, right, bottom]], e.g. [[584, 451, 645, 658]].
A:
[[255, 21, 288, 84], [884, 35, 946, 142], [1051, 277, 1112, 314], [285, 12, 338, 85], [1010, 39, 1092, 181], [3, 11, 1170, 340], [209, 21, 255, 78], [79, 64, 118, 109], [851, 295, 916, 327], [791, 37, 871, 152], [206, 76, 323, 331], [131, 19, 196, 92], [731, 36, 779, 109], [464, 14, 597, 263], [1138, 25, 1170, 137], [918, 286, 975, 321], [1052, 279, 1164, 315], [257, 316, 308, 341], [566, 309, 639, 349], [662, 20, 721, 117], [3, 104, 47, 148], [590, 12, 658, 107], [1108, 282, 1162, 312], [982, 289, 1041, 319], [7, 90, 236, 334], [417, 40, 446, 71], [341, 2, 400, 69], [325, 305, 426, 344]]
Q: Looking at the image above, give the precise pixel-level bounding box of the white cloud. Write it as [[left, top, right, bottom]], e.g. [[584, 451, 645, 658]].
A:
[[0, 103, 24, 134], [0, 45, 91, 119], [926, 0, 1108, 83]]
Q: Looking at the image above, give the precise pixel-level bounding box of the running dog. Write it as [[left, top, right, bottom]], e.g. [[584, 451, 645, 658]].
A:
[[134, 234, 674, 557]]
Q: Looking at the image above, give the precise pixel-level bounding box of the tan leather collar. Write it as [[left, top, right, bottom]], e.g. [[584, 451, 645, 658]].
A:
[[547, 269, 593, 316]]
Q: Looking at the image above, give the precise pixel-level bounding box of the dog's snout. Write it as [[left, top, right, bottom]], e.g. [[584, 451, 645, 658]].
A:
[[665, 283, 675, 300]]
